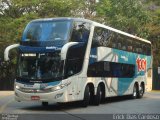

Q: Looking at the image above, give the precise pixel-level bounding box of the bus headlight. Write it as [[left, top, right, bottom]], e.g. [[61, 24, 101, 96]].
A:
[[52, 86, 61, 91], [15, 85, 20, 90], [51, 85, 64, 91]]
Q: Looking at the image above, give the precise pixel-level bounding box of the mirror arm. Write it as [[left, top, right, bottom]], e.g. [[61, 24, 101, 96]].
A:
[[4, 44, 20, 61]]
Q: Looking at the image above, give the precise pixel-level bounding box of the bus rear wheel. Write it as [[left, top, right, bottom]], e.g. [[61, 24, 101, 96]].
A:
[[137, 84, 144, 98], [81, 85, 90, 107], [93, 85, 102, 105]]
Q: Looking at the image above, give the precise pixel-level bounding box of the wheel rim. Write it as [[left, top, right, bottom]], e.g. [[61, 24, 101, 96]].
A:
[[139, 85, 144, 96], [88, 91, 91, 101], [133, 86, 137, 97], [85, 86, 90, 103], [100, 90, 102, 102], [133, 91, 136, 97]]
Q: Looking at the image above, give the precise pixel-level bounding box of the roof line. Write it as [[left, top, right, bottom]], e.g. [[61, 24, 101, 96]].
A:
[[31, 17, 151, 44]]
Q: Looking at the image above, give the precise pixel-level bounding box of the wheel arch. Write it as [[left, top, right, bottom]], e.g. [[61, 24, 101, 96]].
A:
[[83, 82, 94, 98]]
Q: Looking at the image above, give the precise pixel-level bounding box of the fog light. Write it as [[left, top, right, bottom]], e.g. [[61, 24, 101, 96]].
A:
[[55, 93, 63, 99]]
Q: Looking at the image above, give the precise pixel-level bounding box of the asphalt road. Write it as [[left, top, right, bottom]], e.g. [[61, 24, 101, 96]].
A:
[[0, 91, 160, 120]]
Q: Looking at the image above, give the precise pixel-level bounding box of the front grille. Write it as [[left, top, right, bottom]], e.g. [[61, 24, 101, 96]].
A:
[[18, 87, 52, 93]]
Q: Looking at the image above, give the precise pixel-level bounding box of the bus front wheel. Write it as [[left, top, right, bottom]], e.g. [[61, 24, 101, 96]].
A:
[[81, 85, 90, 107], [137, 84, 144, 98]]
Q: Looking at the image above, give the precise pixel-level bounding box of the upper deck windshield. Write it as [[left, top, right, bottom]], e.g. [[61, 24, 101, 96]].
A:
[[22, 20, 91, 46], [22, 20, 72, 43]]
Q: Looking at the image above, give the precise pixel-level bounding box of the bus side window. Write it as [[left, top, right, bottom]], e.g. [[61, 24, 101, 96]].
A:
[[128, 46, 132, 52], [112, 33, 119, 49], [71, 22, 90, 42], [139, 48, 142, 54], [122, 45, 126, 50], [92, 27, 113, 48], [132, 44, 136, 53], [99, 29, 108, 46], [92, 28, 100, 47], [117, 34, 123, 50], [146, 44, 151, 55], [127, 39, 132, 52], [98, 29, 105, 46], [142, 44, 146, 55], [66, 59, 82, 76], [92, 27, 105, 47], [65, 43, 86, 78], [135, 42, 139, 53], [112, 43, 116, 48], [118, 43, 121, 49]]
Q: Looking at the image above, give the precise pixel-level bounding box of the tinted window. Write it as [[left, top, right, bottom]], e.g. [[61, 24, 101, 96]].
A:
[[92, 27, 113, 47], [22, 21, 71, 42], [92, 27, 151, 55], [70, 22, 90, 43], [64, 43, 87, 78], [87, 61, 135, 78]]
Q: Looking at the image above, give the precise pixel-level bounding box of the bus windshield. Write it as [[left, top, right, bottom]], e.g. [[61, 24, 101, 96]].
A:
[[18, 53, 64, 81], [22, 20, 71, 42]]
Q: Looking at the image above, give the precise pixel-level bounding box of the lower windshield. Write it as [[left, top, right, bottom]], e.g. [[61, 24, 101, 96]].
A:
[[18, 53, 64, 80]]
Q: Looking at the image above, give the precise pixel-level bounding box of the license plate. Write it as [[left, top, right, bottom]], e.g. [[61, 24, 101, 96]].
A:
[[31, 96, 40, 100]]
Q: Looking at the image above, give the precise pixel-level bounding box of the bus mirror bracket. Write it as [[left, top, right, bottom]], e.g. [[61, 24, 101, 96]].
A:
[[4, 44, 20, 61], [61, 42, 79, 60]]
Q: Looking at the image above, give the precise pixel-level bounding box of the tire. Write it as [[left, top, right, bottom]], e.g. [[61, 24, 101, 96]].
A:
[[42, 102, 48, 106], [137, 84, 144, 98], [81, 85, 90, 107], [132, 84, 138, 99], [100, 85, 105, 103], [93, 85, 101, 105]]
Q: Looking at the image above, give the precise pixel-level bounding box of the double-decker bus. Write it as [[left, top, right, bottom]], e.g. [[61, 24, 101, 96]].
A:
[[4, 18, 152, 107]]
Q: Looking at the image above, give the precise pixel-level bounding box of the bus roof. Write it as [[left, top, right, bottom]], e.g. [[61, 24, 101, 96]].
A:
[[31, 17, 151, 44]]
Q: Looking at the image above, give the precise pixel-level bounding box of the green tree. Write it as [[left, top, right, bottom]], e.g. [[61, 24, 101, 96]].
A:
[[144, 0, 160, 67], [96, 0, 151, 38]]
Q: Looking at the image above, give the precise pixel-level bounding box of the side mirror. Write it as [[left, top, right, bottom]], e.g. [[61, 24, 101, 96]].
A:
[[4, 44, 19, 61]]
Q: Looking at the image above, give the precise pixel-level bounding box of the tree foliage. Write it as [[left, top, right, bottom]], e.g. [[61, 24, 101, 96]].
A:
[[96, 0, 151, 38], [0, 0, 156, 43]]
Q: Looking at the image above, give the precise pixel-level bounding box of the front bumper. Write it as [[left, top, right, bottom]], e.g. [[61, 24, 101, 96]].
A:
[[15, 88, 67, 103]]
